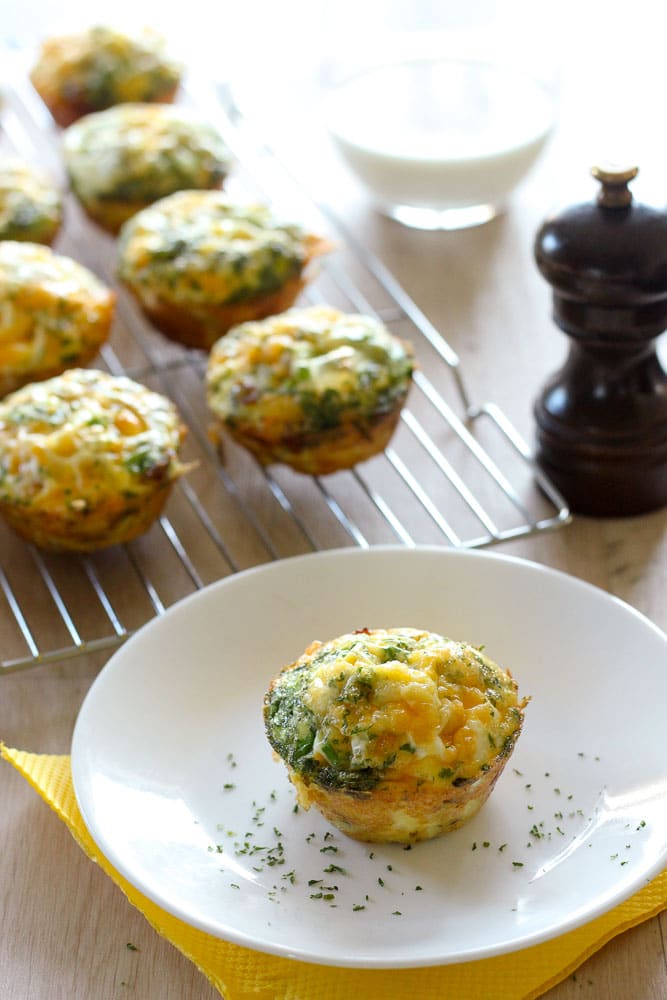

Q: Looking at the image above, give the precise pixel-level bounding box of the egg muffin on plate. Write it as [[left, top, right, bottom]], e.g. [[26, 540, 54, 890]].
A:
[[0, 158, 63, 245], [0, 241, 114, 397], [264, 627, 526, 843], [0, 368, 188, 552], [117, 190, 331, 350], [63, 103, 233, 234], [30, 25, 182, 127], [206, 305, 413, 474]]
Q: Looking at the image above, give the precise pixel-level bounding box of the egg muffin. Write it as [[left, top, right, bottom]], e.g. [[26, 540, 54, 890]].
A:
[[63, 104, 233, 234], [206, 305, 413, 474], [0, 368, 188, 551], [30, 26, 182, 127], [117, 190, 331, 350], [0, 159, 63, 245], [0, 242, 114, 397], [264, 627, 526, 843]]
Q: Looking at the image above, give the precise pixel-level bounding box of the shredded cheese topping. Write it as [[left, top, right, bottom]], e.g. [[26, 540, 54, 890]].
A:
[[117, 190, 308, 306], [31, 26, 181, 109], [0, 158, 62, 244], [64, 103, 231, 205], [206, 305, 413, 439], [0, 242, 114, 382], [0, 368, 183, 510], [266, 627, 524, 790]]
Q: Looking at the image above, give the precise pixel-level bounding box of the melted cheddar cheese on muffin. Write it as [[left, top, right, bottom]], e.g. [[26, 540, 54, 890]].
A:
[[117, 190, 331, 349], [206, 305, 413, 474], [0, 368, 187, 551], [0, 241, 114, 397], [30, 26, 182, 127], [63, 104, 233, 233], [0, 159, 63, 245], [264, 627, 526, 843]]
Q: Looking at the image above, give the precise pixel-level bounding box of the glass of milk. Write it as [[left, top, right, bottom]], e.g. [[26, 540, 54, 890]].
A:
[[323, 1, 559, 230]]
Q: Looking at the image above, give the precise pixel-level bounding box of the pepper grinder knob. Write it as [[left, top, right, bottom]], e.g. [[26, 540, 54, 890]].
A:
[[533, 165, 667, 516], [591, 163, 638, 207]]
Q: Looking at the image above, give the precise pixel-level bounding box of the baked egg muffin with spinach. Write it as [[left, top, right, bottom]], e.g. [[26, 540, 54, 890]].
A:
[[117, 190, 331, 349], [0, 158, 63, 245], [0, 241, 114, 397], [63, 103, 233, 234], [30, 25, 182, 127], [264, 627, 526, 843], [0, 368, 188, 551], [206, 305, 413, 474]]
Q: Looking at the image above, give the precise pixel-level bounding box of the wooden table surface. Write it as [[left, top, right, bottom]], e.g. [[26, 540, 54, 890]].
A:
[[1, 6, 667, 998]]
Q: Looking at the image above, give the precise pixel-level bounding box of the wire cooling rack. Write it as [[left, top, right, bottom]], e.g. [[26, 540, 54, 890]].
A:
[[0, 61, 570, 674]]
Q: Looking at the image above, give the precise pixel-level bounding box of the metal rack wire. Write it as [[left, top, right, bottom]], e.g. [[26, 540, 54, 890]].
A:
[[0, 62, 570, 674]]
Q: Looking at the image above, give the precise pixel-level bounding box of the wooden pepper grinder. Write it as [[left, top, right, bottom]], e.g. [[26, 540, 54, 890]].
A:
[[533, 164, 667, 516]]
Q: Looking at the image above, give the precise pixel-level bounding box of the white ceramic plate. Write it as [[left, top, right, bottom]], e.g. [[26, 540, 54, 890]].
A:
[[71, 547, 667, 968]]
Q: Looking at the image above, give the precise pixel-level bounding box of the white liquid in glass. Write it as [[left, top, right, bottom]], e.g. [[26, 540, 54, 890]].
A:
[[327, 59, 555, 227]]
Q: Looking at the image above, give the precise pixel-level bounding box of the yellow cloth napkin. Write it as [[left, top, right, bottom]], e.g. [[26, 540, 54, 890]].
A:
[[3, 745, 667, 1000]]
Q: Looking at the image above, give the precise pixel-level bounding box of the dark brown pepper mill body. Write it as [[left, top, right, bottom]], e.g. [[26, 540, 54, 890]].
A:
[[533, 165, 667, 516]]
